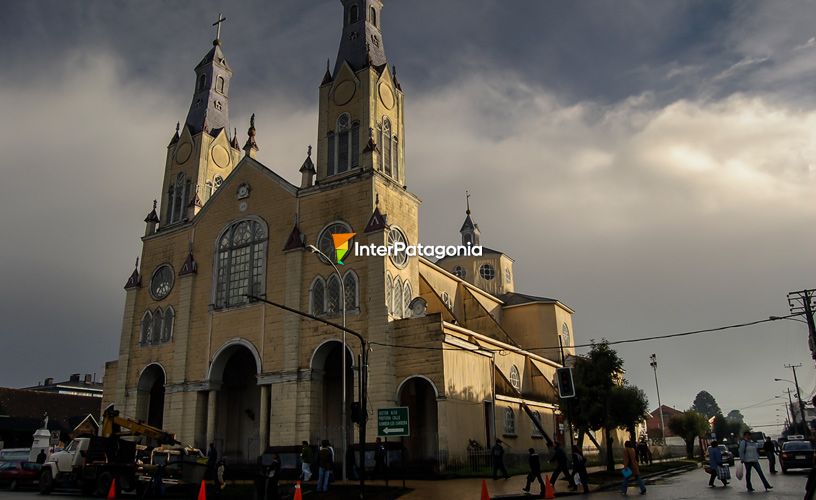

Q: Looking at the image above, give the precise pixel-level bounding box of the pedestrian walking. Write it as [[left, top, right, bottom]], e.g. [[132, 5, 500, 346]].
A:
[[215, 460, 226, 498], [620, 440, 647, 496], [374, 437, 387, 478], [522, 448, 545, 495], [763, 436, 777, 474], [738, 431, 772, 492], [265, 453, 281, 500], [570, 448, 590, 494], [317, 440, 334, 493], [707, 440, 729, 487], [300, 441, 314, 481], [491, 439, 510, 480], [637, 439, 650, 465], [207, 443, 218, 480], [549, 441, 577, 491]]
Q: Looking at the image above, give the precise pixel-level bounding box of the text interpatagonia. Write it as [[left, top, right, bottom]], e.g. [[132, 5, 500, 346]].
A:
[[353, 242, 483, 260]]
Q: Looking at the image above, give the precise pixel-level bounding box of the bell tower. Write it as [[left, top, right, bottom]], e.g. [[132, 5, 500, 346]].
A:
[[159, 15, 241, 227], [316, 0, 406, 186]]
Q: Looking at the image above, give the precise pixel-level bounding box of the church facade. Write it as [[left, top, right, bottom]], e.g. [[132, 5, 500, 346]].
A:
[[102, 0, 578, 468]]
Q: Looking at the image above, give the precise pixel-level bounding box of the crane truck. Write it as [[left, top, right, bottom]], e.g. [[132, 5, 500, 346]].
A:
[[39, 405, 179, 497]]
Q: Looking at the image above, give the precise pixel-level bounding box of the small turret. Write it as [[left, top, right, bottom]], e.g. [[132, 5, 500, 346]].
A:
[[300, 145, 316, 188], [144, 200, 160, 236], [460, 191, 481, 246], [243, 114, 259, 158]]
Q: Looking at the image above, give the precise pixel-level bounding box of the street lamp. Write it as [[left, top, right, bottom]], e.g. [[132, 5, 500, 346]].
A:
[[649, 354, 665, 443], [305, 244, 348, 482]]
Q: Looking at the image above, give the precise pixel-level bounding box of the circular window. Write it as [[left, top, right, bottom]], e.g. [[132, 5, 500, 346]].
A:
[[150, 265, 175, 300], [479, 264, 495, 280], [509, 365, 521, 390], [453, 266, 465, 279], [388, 227, 409, 268], [318, 222, 354, 263]]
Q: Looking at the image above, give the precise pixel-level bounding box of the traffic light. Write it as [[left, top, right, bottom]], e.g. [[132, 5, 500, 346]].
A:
[[556, 367, 575, 399]]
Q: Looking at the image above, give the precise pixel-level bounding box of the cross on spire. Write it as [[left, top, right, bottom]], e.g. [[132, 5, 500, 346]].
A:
[[213, 13, 227, 42], [465, 190, 471, 214]]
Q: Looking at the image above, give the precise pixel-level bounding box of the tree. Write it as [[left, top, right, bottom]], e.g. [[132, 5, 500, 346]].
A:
[[668, 411, 710, 459], [726, 409, 745, 424], [691, 391, 721, 418], [609, 384, 650, 440]]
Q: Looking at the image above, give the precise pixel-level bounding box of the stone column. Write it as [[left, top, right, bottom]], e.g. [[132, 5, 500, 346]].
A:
[[206, 389, 218, 446], [259, 385, 270, 449]]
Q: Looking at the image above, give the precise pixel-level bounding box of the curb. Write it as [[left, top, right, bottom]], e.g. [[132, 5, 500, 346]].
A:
[[595, 463, 700, 492]]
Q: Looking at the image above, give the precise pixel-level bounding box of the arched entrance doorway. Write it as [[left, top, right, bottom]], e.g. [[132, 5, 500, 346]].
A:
[[311, 341, 354, 458], [209, 342, 261, 463], [136, 364, 166, 429], [398, 376, 439, 467]]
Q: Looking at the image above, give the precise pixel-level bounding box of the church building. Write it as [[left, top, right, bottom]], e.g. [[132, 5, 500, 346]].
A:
[[102, 1, 578, 469]]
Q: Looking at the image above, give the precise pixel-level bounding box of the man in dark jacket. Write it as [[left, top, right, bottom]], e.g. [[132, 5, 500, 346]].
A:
[[522, 448, 545, 494], [206, 443, 218, 480], [491, 439, 509, 480], [763, 437, 777, 473], [549, 442, 577, 491], [571, 449, 590, 493]]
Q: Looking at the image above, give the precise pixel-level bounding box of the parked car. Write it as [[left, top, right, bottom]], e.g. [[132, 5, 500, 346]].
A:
[[0, 448, 31, 462], [705, 444, 735, 466], [780, 440, 815, 473], [0, 461, 41, 490]]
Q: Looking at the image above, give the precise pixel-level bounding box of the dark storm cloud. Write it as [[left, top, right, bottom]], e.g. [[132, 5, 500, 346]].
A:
[[1, 1, 815, 432]]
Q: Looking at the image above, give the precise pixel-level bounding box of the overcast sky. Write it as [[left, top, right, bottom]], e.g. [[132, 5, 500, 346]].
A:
[[1, 1, 815, 436]]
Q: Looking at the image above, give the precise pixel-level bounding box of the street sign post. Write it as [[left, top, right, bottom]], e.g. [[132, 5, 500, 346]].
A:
[[377, 407, 410, 437]]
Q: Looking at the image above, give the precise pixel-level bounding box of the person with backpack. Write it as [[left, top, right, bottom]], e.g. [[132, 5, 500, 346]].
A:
[[317, 440, 334, 493], [738, 431, 772, 492]]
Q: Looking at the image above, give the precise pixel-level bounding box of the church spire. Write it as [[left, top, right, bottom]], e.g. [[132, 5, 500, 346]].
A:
[[334, 0, 387, 77], [460, 191, 481, 246], [184, 14, 233, 136]]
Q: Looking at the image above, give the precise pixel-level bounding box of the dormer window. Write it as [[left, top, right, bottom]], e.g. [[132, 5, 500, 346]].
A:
[[349, 4, 359, 24]]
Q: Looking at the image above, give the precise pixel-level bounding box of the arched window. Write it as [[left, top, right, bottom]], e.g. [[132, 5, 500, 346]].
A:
[[140, 311, 153, 345], [171, 173, 186, 223], [214, 218, 268, 308], [562, 323, 571, 346], [349, 4, 359, 24], [198, 74, 207, 91], [216, 76, 225, 93], [370, 6, 377, 26], [441, 291, 452, 309], [380, 118, 393, 176], [344, 271, 359, 310], [162, 307, 174, 342], [392, 277, 403, 318], [403, 282, 412, 318], [385, 273, 393, 314], [509, 365, 521, 391], [151, 308, 163, 344], [328, 113, 360, 176], [532, 411, 543, 437], [504, 407, 516, 435], [310, 277, 326, 315], [327, 274, 341, 315]]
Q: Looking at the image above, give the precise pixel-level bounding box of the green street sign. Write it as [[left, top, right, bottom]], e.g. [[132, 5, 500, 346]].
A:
[[377, 407, 410, 437]]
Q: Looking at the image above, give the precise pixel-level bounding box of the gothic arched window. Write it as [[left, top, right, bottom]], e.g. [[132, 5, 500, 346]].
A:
[[349, 4, 359, 24], [310, 277, 326, 316], [562, 323, 571, 346], [170, 173, 186, 223], [380, 118, 393, 177], [327, 274, 341, 315], [392, 277, 403, 318], [162, 307, 174, 342], [140, 311, 152, 345], [214, 218, 268, 308], [329, 113, 360, 176], [151, 308, 163, 344], [532, 411, 543, 437], [344, 271, 359, 310], [216, 76, 225, 93], [402, 282, 412, 317], [385, 273, 393, 315], [504, 408, 516, 435]]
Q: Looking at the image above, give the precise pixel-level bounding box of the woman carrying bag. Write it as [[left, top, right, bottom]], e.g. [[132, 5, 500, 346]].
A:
[[706, 441, 729, 487], [621, 440, 647, 496]]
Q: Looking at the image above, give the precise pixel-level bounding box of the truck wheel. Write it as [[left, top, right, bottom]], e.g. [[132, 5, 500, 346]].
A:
[[95, 472, 113, 498], [39, 469, 53, 495]]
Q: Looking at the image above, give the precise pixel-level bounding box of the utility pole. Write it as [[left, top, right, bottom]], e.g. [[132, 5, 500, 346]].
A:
[[649, 354, 665, 443], [785, 363, 809, 436], [785, 388, 795, 427], [788, 289, 816, 361]]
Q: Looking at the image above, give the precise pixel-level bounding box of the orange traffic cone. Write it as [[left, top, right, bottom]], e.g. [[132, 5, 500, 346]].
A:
[[480, 479, 490, 500], [543, 475, 555, 499], [294, 480, 303, 500], [197, 479, 207, 500], [106, 478, 116, 499]]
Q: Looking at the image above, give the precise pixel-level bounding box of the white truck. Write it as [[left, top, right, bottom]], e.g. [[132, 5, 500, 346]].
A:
[[39, 405, 178, 497]]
